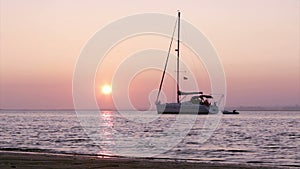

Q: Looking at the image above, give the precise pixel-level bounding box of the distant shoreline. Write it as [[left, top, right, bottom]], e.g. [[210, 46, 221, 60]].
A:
[[1, 108, 300, 111]]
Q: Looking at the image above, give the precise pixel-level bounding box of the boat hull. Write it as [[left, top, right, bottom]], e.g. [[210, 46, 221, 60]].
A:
[[156, 103, 219, 114]]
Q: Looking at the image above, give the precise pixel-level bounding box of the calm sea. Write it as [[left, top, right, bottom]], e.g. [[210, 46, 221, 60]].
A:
[[0, 110, 299, 168]]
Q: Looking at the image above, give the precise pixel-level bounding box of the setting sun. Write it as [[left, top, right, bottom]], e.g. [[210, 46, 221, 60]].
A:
[[101, 85, 112, 95]]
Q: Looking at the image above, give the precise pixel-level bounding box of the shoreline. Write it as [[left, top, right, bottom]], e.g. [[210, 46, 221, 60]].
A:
[[0, 151, 285, 169]]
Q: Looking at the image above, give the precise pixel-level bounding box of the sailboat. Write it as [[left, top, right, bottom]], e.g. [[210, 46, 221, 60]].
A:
[[155, 11, 219, 114]]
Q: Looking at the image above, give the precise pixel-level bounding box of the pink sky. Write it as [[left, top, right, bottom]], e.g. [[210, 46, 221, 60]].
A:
[[1, 0, 299, 109]]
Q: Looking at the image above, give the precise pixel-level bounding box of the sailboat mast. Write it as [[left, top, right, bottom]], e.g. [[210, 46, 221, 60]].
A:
[[176, 11, 181, 103]]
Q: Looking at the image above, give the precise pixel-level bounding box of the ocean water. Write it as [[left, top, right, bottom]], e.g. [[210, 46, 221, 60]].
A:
[[0, 110, 299, 168]]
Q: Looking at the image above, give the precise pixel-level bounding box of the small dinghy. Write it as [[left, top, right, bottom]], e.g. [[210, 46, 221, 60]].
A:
[[222, 110, 239, 114]]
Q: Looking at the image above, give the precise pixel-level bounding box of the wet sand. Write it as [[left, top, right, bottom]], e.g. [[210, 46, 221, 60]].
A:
[[0, 151, 280, 169]]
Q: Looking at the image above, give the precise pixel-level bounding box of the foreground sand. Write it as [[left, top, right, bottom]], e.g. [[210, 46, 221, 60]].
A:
[[0, 151, 281, 169]]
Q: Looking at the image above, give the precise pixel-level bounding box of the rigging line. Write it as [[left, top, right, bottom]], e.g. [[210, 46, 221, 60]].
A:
[[156, 18, 178, 103]]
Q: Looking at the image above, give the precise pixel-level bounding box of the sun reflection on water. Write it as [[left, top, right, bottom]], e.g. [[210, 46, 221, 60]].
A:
[[97, 111, 115, 156]]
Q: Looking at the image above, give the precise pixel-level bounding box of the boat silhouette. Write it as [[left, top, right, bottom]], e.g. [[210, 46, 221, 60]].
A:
[[156, 11, 219, 114]]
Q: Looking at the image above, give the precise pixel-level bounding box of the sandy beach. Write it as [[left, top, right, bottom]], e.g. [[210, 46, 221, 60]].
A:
[[0, 151, 283, 169]]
